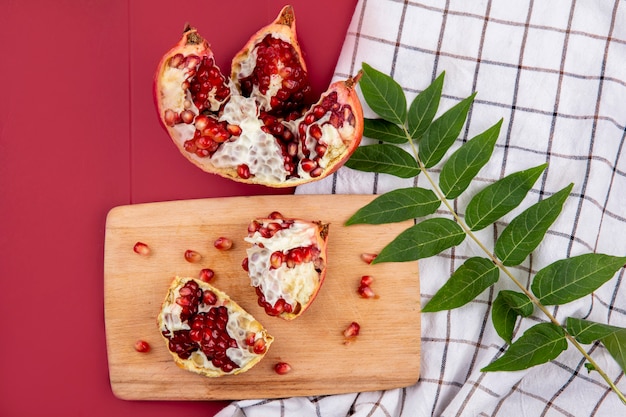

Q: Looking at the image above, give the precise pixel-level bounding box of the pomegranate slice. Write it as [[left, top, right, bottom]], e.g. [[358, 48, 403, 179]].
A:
[[158, 276, 274, 377], [154, 5, 363, 187], [244, 213, 329, 320]]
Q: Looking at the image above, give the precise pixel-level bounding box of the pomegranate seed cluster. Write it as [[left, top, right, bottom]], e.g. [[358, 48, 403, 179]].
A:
[[243, 215, 328, 319], [159, 277, 273, 376], [155, 5, 363, 187], [238, 35, 312, 116]]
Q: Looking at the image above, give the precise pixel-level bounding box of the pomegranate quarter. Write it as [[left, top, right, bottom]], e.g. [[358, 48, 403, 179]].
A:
[[154, 5, 363, 187], [158, 277, 274, 377], [244, 213, 329, 320]]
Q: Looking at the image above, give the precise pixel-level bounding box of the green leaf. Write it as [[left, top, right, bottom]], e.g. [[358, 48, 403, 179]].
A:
[[422, 257, 499, 312], [532, 254, 626, 305], [439, 119, 503, 199], [481, 322, 567, 372], [407, 72, 444, 140], [492, 290, 533, 343], [465, 164, 548, 231], [495, 183, 573, 266], [360, 63, 407, 125], [567, 317, 626, 344], [363, 118, 408, 144], [345, 187, 440, 225], [585, 362, 598, 372], [567, 318, 626, 373], [418, 93, 476, 169], [344, 144, 420, 178], [373, 218, 465, 263]]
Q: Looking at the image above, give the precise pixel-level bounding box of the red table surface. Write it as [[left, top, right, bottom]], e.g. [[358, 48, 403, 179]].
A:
[[0, 1, 357, 416]]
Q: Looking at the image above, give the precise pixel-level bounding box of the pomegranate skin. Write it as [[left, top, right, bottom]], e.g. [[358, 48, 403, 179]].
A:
[[153, 6, 363, 188], [244, 216, 329, 320], [158, 276, 274, 377]]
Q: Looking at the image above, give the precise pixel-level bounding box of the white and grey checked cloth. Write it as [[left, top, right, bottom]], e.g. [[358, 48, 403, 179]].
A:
[[216, 0, 626, 415]]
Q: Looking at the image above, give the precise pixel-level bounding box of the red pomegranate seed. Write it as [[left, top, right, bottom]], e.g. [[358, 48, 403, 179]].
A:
[[164, 109, 177, 126], [194, 115, 209, 131], [214, 237, 233, 251], [133, 242, 150, 256], [309, 167, 323, 178], [360, 253, 378, 264], [274, 362, 292, 375], [309, 124, 322, 140], [226, 124, 242, 136], [267, 222, 282, 233], [312, 105, 326, 119], [248, 220, 262, 234], [169, 53, 184, 68], [134, 340, 150, 353], [245, 332, 256, 347], [315, 144, 327, 157], [285, 141, 297, 157], [241, 257, 249, 271], [184, 249, 202, 263], [253, 338, 267, 354], [270, 251, 284, 269], [358, 285, 377, 299], [343, 322, 360, 338], [300, 158, 317, 172], [268, 211, 283, 219], [360, 275, 374, 286], [202, 290, 217, 305], [329, 112, 342, 128], [180, 109, 195, 124], [266, 298, 285, 316], [199, 268, 215, 282], [237, 164, 251, 179]]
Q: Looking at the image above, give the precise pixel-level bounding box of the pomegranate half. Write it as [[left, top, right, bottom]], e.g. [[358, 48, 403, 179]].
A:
[[243, 212, 329, 320], [158, 276, 274, 377], [154, 5, 363, 187]]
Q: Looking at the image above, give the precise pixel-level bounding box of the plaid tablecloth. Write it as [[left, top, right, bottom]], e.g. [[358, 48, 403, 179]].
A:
[[216, 0, 626, 415]]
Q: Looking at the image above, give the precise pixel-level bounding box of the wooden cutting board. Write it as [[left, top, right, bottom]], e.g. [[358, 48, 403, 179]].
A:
[[104, 195, 420, 401]]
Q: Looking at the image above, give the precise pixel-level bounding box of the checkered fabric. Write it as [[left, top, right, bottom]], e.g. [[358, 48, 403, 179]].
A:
[[216, 0, 626, 415]]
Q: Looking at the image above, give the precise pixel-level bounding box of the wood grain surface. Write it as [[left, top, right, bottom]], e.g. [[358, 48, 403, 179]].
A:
[[104, 195, 420, 400]]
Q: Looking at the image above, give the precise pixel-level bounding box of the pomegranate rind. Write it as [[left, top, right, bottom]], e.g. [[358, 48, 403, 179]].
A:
[[229, 4, 312, 114], [230, 5, 306, 87], [295, 77, 364, 183], [158, 276, 274, 377], [154, 26, 227, 126], [245, 217, 329, 320]]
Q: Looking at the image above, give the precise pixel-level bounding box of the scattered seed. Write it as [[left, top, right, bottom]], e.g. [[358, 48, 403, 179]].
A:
[[199, 268, 215, 282], [133, 242, 150, 256], [214, 237, 233, 251], [343, 321, 360, 338], [184, 249, 202, 263], [357, 275, 378, 299], [134, 340, 150, 353], [358, 285, 377, 299], [343, 322, 361, 345], [360, 253, 378, 264], [274, 362, 292, 375]]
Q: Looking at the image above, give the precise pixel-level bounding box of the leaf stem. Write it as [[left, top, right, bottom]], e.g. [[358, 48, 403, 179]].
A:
[[405, 130, 626, 405]]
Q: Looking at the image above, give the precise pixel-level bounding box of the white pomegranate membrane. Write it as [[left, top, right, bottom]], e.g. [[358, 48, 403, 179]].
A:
[[155, 6, 363, 187], [243, 215, 328, 319], [159, 277, 273, 376]]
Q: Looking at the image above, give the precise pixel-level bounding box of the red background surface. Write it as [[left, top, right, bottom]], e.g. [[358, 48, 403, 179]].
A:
[[0, 1, 357, 416]]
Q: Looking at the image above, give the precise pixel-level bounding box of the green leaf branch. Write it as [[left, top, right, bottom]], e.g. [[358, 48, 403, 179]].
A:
[[346, 63, 626, 404]]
